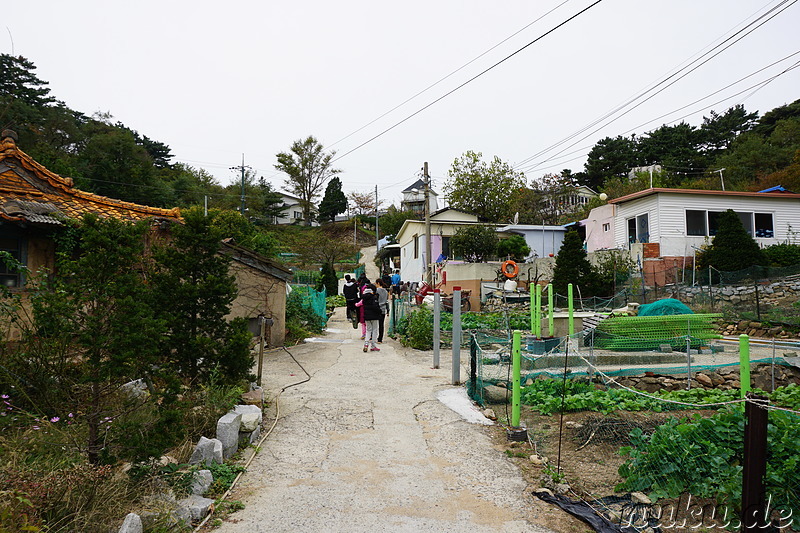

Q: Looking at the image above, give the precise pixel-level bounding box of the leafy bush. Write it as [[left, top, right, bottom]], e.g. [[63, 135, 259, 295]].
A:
[[763, 242, 800, 267], [496, 235, 530, 262], [207, 463, 247, 497], [617, 407, 800, 521], [398, 306, 434, 350]]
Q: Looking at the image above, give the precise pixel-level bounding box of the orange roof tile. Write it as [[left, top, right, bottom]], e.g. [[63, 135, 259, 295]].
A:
[[0, 131, 181, 225]]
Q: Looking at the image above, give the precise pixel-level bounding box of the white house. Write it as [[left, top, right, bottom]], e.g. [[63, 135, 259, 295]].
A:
[[495, 224, 566, 261], [395, 208, 492, 283], [401, 179, 439, 216], [601, 187, 800, 286], [273, 192, 319, 226]]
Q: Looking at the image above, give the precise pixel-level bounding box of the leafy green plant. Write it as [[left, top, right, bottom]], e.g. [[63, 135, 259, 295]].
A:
[[616, 406, 800, 521], [206, 463, 247, 497], [398, 306, 434, 350]]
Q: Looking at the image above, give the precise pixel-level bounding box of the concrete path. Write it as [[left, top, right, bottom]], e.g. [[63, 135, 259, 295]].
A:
[[212, 308, 554, 533]]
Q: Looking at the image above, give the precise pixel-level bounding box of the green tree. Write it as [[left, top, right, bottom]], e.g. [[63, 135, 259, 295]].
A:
[[696, 209, 767, 272], [697, 105, 758, 156], [316, 262, 339, 296], [379, 205, 419, 243], [583, 135, 639, 191], [449, 225, 498, 263], [443, 151, 526, 222], [25, 214, 165, 464], [151, 207, 253, 385], [496, 234, 530, 262], [75, 121, 171, 206], [275, 136, 340, 225], [551, 228, 599, 298], [318, 176, 348, 223], [637, 122, 705, 184]]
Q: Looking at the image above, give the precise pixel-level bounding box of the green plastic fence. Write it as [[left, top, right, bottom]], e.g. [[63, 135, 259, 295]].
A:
[[291, 284, 328, 327]]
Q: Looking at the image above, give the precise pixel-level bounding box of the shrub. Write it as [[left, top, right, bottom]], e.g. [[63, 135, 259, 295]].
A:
[[399, 306, 433, 350], [763, 242, 800, 267]]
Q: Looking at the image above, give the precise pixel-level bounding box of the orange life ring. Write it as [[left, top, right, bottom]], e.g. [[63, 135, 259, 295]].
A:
[[501, 260, 519, 279]]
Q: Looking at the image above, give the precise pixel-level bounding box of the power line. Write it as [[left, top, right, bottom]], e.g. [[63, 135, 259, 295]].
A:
[[518, 57, 800, 174], [513, 0, 797, 172], [330, 0, 606, 164], [323, 0, 573, 151]]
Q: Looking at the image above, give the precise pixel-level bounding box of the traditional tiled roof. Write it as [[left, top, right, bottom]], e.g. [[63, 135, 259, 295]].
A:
[[0, 130, 181, 226]]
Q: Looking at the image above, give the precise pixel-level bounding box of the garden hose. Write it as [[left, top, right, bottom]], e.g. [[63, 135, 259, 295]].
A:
[[193, 345, 311, 531]]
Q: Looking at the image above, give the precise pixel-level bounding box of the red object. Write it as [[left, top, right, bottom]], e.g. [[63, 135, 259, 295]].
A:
[[549, 253, 554, 257], [453, 286, 461, 291], [442, 271, 447, 284]]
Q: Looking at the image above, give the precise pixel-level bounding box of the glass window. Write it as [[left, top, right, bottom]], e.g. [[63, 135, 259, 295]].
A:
[[708, 211, 722, 236], [737, 212, 753, 236], [413, 234, 419, 259], [0, 236, 22, 288], [627, 218, 636, 244], [686, 210, 706, 236], [755, 213, 774, 238], [441, 236, 450, 259]]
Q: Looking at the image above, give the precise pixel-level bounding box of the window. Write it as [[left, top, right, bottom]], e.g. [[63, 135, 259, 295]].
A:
[[602, 223, 610, 232], [413, 234, 419, 259], [627, 214, 649, 243], [441, 236, 451, 259], [686, 210, 706, 236], [685, 210, 774, 238], [0, 234, 23, 288], [755, 213, 774, 238], [293, 211, 302, 219]]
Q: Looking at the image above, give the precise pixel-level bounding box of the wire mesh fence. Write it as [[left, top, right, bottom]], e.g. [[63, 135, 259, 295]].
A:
[[466, 328, 800, 531]]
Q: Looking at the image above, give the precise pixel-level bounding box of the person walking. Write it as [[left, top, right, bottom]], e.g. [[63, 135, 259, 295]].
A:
[[375, 279, 389, 343], [357, 277, 370, 339], [342, 275, 360, 327], [356, 284, 382, 352]]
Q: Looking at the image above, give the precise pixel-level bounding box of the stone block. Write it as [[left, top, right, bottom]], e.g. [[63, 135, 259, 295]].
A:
[[482, 385, 511, 404], [233, 404, 262, 432], [217, 412, 242, 459], [118, 513, 143, 533], [191, 469, 213, 495], [189, 436, 223, 466], [178, 495, 215, 522], [659, 344, 673, 353]]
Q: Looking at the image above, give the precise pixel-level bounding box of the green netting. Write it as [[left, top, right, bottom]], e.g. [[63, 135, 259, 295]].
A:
[[592, 314, 721, 351], [290, 284, 328, 326], [467, 326, 800, 406], [637, 298, 693, 316]]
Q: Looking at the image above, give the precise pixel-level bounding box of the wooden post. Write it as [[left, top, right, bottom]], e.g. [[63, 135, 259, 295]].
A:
[[741, 394, 769, 532]]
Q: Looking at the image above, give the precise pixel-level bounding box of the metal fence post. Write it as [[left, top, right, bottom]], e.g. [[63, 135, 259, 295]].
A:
[[468, 333, 477, 400], [433, 289, 441, 369], [451, 286, 462, 385], [741, 394, 769, 532]]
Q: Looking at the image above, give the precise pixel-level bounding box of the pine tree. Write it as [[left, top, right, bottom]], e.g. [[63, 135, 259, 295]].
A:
[[318, 177, 348, 223], [697, 209, 767, 272], [552, 228, 599, 297]]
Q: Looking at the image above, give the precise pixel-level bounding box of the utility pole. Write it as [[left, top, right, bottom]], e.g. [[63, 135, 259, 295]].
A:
[[375, 185, 379, 254], [424, 162, 432, 287], [230, 154, 252, 216]]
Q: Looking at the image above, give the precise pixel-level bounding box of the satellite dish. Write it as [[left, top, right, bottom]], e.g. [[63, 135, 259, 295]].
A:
[[512, 212, 519, 224]]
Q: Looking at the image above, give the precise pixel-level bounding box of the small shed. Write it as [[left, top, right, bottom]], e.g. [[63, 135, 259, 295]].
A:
[[221, 240, 292, 347]]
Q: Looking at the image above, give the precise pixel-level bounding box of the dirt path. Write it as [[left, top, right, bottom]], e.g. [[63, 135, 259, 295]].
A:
[[210, 308, 557, 533]]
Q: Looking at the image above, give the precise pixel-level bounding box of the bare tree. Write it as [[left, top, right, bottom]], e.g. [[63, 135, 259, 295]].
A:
[[347, 191, 384, 216]]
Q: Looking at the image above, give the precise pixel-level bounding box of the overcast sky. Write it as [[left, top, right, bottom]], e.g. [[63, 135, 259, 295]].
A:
[[4, 1, 799, 209]]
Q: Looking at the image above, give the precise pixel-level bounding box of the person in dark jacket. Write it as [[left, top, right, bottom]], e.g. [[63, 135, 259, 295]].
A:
[[375, 279, 389, 343], [342, 274, 360, 324], [356, 284, 382, 352]]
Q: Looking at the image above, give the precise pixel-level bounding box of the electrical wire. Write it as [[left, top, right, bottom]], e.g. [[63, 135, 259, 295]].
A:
[[329, 0, 606, 164], [520, 54, 800, 175], [323, 0, 573, 151], [513, 0, 798, 172]]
